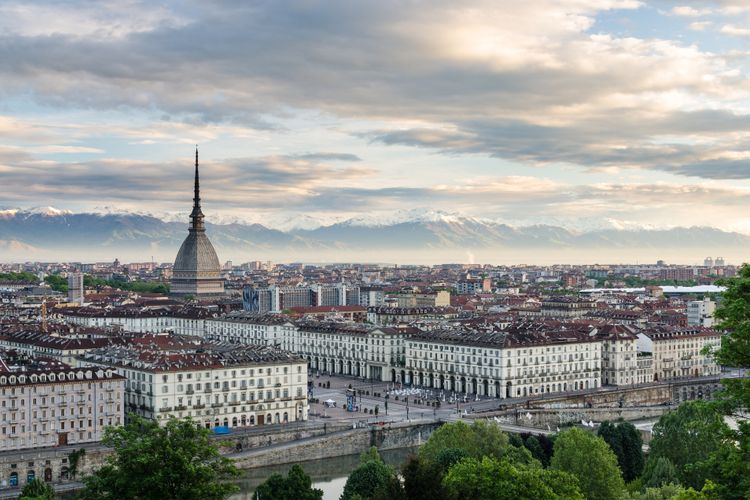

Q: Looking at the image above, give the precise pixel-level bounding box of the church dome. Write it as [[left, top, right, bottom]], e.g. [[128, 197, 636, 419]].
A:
[[173, 231, 221, 276]]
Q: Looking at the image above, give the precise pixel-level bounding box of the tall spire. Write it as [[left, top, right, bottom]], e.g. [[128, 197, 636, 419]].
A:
[[194, 146, 200, 206], [190, 146, 205, 231]]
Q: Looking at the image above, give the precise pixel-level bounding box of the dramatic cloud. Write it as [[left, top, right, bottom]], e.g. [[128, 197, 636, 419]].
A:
[[1, 0, 750, 240]]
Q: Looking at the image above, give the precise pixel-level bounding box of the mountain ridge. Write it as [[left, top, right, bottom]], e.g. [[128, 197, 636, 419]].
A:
[[0, 208, 746, 263]]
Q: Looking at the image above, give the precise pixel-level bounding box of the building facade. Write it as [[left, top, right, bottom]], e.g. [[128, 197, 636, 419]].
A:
[[638, 326, 722, 381], [67, 273, 84, 305], [687, 298, 716, 327], [0, 357, 124, 453], [79, 336, 308, 428]]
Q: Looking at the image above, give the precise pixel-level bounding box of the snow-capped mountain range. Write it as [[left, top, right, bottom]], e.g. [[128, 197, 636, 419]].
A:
[[0, 206, 747, 263]]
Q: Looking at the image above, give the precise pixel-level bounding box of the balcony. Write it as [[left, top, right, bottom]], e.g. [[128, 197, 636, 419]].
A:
[[211, 403, 223, 408], [174, 405, 187, 411], [193, 404, 205, 409], [204, 387, 212, 394], [159, 407, 173, 413], [186, 389, 194, 395]]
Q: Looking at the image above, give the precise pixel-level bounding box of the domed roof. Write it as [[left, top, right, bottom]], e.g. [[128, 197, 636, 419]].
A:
[[173, 230, 221, 275], [170, 148, 224, 297]]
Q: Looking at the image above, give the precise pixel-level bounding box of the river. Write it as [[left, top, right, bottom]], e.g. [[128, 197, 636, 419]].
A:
[[229, 447, 418, 500]]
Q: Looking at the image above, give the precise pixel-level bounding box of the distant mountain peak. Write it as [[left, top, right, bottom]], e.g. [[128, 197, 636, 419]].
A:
[[26, 206, 72, 216], [0, 206, 748, 264]]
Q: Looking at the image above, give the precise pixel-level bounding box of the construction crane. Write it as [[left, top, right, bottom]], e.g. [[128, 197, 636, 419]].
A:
[[41, 297, 48, 333]]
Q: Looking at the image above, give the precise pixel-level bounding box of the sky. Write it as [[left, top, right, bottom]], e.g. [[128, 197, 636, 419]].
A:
[[2, 0, 750, 232]]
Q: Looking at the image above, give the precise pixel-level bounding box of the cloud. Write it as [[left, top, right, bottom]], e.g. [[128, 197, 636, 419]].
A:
[[0, 149, 374, 209], [368, 109, 750, 178], [669, 6, 713, 17], [721, 25, 750, 38], [1, 0, 750, 230], [31, 145, 104, 154], [294, 153, 362, 162], [0, 1, 187, 38], [689, 21, 712, 31]]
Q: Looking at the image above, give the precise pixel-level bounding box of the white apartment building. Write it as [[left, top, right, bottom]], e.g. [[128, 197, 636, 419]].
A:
[[405, 329, 601, 398], [687, 298, 716, 327], [0, 332, 112, 366], [282, 323, 412, 383], [591, 325, 640, 386], [359, 288, 385, 307], [0, 362, 124, 452], [204, 313, 295, 346], [56, 306, 724, 392], [637, 326, 721, 381], [79, 336, 308, 428], [61, 307, 214, 337]]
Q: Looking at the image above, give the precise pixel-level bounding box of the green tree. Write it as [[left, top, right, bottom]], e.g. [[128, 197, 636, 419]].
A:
[[550, 427, 625, 500], [402, 454, 449, 500], [20, 479, 55, 500], [44, 274, 68, 292], [442, 456, 583, 500], [597, 421, 644, 481], [522, 436, 546, 467], [419, 421, 509, 463], [641, 457, 680, 488], [624, 481, 718, 500], [78, 415, 238, 500], [648, 401, 730, 489], [434, 448, 470, 472], [714, 265, 750, 412], [625, 483, 691, 500], [0, 271, 37, 283], [253, 464, 322, 500], [341, 447, 403, 500], [700, 264, 750, 499]]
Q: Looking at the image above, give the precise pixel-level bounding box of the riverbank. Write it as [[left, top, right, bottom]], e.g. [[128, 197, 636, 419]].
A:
[[229, 419, 441, 469]]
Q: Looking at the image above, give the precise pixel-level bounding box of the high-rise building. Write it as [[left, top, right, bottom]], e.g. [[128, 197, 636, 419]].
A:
[[171, 149, 225, 298], [687, 297, 716, 327], [67, 272, 84, 305]]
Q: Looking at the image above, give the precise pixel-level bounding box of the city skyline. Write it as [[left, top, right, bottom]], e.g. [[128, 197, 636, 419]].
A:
[[2, 0, 750, 246]]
